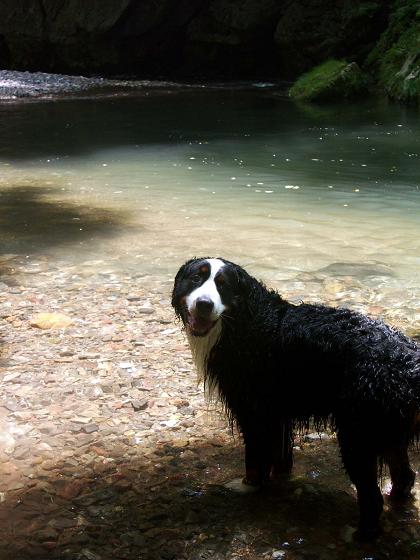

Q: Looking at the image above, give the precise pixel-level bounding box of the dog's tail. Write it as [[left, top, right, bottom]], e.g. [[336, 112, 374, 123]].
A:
[[412, 362, 420, 445], [413, 411, 420, 445]]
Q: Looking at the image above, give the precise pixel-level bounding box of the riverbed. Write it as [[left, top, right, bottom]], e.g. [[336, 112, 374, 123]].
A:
[[0, 85, 419, 559]]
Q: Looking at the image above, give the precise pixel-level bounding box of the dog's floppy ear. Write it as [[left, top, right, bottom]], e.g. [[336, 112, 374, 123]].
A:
[[228, 261, 267, 315], [172, 260, 191, 309], [171, 257, 201, 309], [234, 264, 252, 294], [229, 262, 256, 311]]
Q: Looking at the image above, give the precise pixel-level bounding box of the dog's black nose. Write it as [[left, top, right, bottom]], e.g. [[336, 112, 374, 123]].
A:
[[195, 297, 214, 316]]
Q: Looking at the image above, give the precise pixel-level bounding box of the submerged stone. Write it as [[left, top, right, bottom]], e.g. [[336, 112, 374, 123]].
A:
[[30, 312, 73, 329]]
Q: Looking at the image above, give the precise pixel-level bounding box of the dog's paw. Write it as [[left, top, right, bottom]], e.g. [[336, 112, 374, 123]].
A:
[[224, 477, 261, 494]]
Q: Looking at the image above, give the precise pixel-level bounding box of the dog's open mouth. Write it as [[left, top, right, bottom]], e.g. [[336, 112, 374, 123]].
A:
[[186, 314, 217, 336]]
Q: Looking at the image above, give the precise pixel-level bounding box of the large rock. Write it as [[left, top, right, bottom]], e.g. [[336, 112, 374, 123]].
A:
[[289, 60, 369, 102], [0, 0, 207, 74], [0, 0, 285, 78]]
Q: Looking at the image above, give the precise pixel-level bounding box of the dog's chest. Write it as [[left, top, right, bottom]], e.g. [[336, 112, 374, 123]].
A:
[[187, 321, 222, 384]]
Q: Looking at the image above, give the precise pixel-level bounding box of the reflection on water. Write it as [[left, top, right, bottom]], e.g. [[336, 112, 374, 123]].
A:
[[0, 89, 419, 332]]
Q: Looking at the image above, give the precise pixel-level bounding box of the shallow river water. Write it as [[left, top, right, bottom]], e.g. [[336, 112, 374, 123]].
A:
[[0, 87, 419, 558], [1, 89, 420, 314], [1, 89, 419, 328]]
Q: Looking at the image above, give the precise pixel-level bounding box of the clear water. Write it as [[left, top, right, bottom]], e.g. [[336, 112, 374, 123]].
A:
[[0, 88, 419, 329]]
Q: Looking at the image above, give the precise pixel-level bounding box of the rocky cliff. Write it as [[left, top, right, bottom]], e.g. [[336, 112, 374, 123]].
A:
[[0, 0, 387, 77], [0, 1, 417, 102]]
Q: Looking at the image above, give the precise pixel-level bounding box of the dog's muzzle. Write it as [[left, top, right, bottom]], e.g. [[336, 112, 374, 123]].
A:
[[187, 297, 218, 336]]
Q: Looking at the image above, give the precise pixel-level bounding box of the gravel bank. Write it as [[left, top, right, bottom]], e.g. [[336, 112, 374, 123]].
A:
[[0, 256, 419, 559], [0, 70, 193, 99]]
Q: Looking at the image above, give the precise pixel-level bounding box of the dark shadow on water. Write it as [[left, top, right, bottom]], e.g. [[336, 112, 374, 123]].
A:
[[0, 184, 132, 258], [0, 438, 418, 560], [0, 91, 418, 165]]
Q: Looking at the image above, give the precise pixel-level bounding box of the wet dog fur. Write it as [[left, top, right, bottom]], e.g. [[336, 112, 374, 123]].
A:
[[172, 257, 420, 539]]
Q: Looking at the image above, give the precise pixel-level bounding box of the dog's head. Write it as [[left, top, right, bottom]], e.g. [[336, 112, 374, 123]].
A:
[[172, 257, 248, 337]]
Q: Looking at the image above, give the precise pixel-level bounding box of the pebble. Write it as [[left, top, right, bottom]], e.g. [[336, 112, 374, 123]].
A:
[[131, 399, 149, 411], [9, 481, 25, 491], [30, 312, 73, 329], [137, 306, 155, 314], [303, 432, 331, 442], [81, 549, 102, 560], [340, 524, 356, 543], [78, 352, 100, 360], [82, 423, 99, 434], [272, 552, 286, 560]]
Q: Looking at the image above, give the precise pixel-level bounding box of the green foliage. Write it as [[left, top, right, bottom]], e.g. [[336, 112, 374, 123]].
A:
[[366, 0, 420, 103], [289, 59, 368, 102]]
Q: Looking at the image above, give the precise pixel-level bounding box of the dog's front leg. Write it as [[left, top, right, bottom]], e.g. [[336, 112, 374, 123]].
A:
[[242, 427, 273, 486]]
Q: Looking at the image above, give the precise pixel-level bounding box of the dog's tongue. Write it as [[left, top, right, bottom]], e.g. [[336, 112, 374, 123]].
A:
[[189, 315, 214, 334]]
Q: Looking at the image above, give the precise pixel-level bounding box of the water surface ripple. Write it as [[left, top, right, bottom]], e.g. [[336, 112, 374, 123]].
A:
[[0, 89, 419, 333]]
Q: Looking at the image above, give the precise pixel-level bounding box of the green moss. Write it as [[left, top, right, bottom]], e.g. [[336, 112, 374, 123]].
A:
[[366, 0, 420, 103], [289, 59, 368, 102]]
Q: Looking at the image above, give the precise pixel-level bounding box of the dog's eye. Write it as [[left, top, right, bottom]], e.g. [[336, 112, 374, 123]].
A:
[[191, 274, 201, 284]]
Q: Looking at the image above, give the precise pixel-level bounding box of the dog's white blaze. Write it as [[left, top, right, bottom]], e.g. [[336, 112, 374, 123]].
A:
[[185, 258, 226, 318], [186, 258, 225, 401]]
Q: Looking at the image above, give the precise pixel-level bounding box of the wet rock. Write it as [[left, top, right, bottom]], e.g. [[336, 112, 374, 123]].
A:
[[30, 312, 73, 329], [49, 517, 79, 529], [3, 400, 19, 412], [55, 480, 84, 500], [314, 261, 395, 279], [80, 549, 102, 560], [2, 371, 21, 382], [9, 481, 25, 490], [13, 447, 30, 460], [131, 399, 149, 411], [340, 524, 356, 543], [73, 416, 93, 424], [126, 295, 142, 302], [74, 488, 116, 506], [37, 527, 59, 542], [119, 531, 146, 547], [59, 349, 75, 357], [78, 352, 100, 360], [303, 432, 331, 442], [82, 423, 99, 434], [137, 306, 155, 314]]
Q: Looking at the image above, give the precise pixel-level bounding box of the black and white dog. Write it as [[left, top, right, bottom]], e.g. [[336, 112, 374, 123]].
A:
[[172, 257, 420, 539]]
